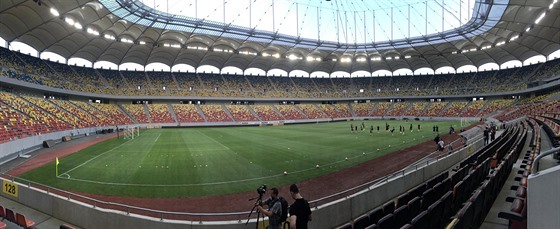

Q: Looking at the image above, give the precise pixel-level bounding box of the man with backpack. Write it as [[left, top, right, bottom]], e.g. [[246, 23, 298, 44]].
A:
[[257, 187, 288, 229]]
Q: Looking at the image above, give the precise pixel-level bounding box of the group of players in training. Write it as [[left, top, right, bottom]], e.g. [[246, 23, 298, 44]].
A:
[[350, 121, 426, 136]]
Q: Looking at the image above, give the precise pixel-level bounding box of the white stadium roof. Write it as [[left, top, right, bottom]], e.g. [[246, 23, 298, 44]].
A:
[[0, 0, 559, 75]]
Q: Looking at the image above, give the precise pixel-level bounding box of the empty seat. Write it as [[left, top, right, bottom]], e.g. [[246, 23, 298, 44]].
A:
[[421, 188, 435, 210], [469, 189, 485, 227], [498, 197, 527, 229], [0, 205, 5, 218], [393, 205, 409, 229], [395, 192, 410, 208], [377, 213, 395, 229], [353, 214, 371, 229], [15, 212, 35, 228], [5, 208, 15, 222], [410, 210, 429, 229], [407, 196, 422, 219], [368, 207, 385, 225], [433, 182, 443, 198], [441, 177, 452, 193], [428, 200, 444, 229], [455, 202, 474, 229], [452, 180, 465, 212], [383, 201, 395, 215], [408, 184, 426, 199], [440, 191, 454, 222]]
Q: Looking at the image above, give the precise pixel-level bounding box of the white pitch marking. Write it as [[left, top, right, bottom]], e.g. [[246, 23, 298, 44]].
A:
[[60, 135, 139, 177]]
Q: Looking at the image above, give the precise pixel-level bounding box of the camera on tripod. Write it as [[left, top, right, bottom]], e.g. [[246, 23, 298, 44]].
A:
[[246, 184, 268, 227], [256, 184, 267, 196]]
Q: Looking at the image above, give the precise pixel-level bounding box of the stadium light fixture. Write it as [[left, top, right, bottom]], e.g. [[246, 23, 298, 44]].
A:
[[273, 53, 280, 58], [404, 55, 411, 59], [104, 34, 115, 40], [510, 35, 519, 41], [525, 27, 531, 32], [139, 41, 146, 45], [87, 28, 99, 36], [386, 56, 393, 60], [356, 57, 366, 62], [394, 56, 400, 60], [371, 57, 381, 61], [287, 54, 301, 60], [341, 57, 352, 63], [535, 12, 546, 24], [305, 56, 321, 62], [50, 8, 59, 16], [469, 48, 477, 52], [496, 41, 506, 46], [65, 17, 75, 25], [120, 38, 133, 43], [331, 58, 337, 62], [74, 22, 82, 30]]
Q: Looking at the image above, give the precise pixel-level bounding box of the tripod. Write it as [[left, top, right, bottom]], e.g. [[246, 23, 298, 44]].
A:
[[246, 195, 266, 229]]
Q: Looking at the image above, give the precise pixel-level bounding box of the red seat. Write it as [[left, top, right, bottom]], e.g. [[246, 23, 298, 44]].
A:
[[5, 208, 15, 222], [15, 212, 35, 228], [0, 204, 4, 218], [0, 221, 7, 229]]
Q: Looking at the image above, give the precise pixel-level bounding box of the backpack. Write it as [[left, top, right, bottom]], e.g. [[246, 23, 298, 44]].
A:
[[273, 196, 289, 223]]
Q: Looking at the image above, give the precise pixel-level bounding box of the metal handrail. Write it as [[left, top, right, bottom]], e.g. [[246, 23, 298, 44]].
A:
[[532, 147, 560, 175]]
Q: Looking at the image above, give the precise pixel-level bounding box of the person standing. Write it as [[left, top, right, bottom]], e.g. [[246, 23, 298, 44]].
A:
[[257, 187, 283, 229], [483, 127, 490, 145], [289, 184, 312, 229]]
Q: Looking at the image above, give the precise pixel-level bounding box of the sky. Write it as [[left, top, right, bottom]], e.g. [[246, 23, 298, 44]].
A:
[[140, 0, 475, 44]]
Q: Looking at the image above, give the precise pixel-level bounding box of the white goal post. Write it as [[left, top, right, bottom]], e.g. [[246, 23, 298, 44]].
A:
[[123, 126, 140, 140]]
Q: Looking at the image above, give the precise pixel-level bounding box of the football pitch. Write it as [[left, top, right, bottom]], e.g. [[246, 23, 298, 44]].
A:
[[19, 120, 461, 198]]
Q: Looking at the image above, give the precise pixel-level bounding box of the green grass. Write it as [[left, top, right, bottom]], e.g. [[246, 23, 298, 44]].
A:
[[18, 120, 462, 198]]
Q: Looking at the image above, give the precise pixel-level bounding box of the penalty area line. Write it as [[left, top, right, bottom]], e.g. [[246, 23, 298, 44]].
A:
[[59, 137, 139, 178]]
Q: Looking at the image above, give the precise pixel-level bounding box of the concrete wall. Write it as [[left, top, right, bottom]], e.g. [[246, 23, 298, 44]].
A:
[[528, 165, 560, 229], [0, 138, 484, 229], [0, 126, 114, 164]]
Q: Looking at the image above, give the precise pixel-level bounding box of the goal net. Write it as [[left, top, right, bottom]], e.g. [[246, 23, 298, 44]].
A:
[[460, 118, 470, 127], [123, 126, 140, 140]]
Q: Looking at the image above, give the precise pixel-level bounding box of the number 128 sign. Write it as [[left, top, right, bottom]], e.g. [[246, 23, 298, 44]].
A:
[[2, 180, 18, 198]]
